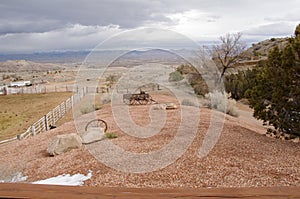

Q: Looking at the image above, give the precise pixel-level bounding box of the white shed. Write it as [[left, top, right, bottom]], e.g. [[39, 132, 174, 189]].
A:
[[9, 81, 32, 87]]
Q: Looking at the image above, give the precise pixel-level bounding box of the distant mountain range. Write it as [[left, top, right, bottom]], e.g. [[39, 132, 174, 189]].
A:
[[0, 49, 191, 64], [0, 49, 191, 72], [0, 60, 63, 72], [0, 37, 289, 71], [0, 51, 90, 63]]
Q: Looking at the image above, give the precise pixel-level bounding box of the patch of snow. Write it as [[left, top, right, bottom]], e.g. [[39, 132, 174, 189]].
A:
[[32, 170, 92, 186], [0, 172, 28, 183], [11, 172, 28, 182]]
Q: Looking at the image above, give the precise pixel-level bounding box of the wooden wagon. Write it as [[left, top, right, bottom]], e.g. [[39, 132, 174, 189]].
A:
[[123, 91, 156, 105]]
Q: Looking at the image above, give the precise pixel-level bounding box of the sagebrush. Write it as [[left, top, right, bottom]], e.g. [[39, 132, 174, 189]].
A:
[[201, 91, 239, 117]]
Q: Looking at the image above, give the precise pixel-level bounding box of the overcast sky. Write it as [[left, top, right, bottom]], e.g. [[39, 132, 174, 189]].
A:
[[0, 0, 299, 53]]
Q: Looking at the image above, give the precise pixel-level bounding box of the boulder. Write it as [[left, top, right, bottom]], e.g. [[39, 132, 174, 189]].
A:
[[152, 104, 167, 110], [292, 137, 299, 143], [152, 103, 177, 110], [165, 103, 177, 110], [81, 127, 106, 144], [47, 133, 82, 156]]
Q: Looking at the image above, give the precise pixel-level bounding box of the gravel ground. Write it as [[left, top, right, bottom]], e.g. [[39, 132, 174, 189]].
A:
[[0, 94, 299, 188]]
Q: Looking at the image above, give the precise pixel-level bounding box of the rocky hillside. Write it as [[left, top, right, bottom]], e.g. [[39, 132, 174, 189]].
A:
[[0, 60, 63, 72], [244, 37, 289, 61], [223, 37, 290, 73]]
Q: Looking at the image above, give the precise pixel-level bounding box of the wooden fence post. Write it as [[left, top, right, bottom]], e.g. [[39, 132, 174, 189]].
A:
[[71, 96, 74, 108], [51, 110, 55, 126], [59, 104, 62, 118], [44, 115, 48, 131], [31, 125, 36, 136], [16, 92, 84, 140], [64, 101, 67, 114]]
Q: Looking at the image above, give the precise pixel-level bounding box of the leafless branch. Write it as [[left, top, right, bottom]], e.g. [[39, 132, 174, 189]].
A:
[[210, 32, 246, 80]]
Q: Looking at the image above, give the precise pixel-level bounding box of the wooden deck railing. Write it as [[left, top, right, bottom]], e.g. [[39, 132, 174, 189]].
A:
[[0, 183, 299, 199]]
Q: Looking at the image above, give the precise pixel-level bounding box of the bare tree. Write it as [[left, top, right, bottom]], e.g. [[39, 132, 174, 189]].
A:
[[211, 32, 246, 79], [105, 74, 118, 89]]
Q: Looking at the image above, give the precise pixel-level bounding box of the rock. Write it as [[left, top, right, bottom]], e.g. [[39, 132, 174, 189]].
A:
[[166, 103, 177, 110], [265, 133, 273, 138], [279, 135, 285, 140], [152, 104, 167, 110], [292, 137, 299, 143], [152, 103, 177, 110], [284, 134, 291, 140], [47, 133, 82, 156], [80, 127, 105, 144]]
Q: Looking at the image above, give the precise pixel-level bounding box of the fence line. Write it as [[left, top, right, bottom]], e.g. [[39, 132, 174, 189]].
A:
[[0, 83, 162, 144], [3, 84, 75, 95], [0, 88, 87, 145], [1, 82, 162, 95]]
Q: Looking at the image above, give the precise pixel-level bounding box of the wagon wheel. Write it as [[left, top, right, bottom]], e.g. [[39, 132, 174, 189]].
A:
[[131, 98, 139, 105], [146, 99, 152, 104], [129, 99, 134, 105], [85, 119, 108, 132], [138, 99, 143, 105], [150, 98, 157, 104], [140, 99, 149, 105], [146, 95, 152, 104], [137, 97, 143, 104]]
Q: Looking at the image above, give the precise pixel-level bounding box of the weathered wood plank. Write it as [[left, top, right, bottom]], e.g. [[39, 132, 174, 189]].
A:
[[0, 183, 299, 199]]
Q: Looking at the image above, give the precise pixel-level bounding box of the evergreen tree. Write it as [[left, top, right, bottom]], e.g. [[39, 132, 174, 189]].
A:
[[224, 69, 259, 100], [247, 24, 300, 136]]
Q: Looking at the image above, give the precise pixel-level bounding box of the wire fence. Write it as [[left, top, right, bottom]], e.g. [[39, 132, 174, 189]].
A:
[[3, 84, 74, 95], [1, 82, 162, 95]]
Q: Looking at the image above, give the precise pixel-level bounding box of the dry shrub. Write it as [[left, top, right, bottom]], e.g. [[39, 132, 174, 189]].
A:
[[181, 99, 198, 107], [201, 90, 239, 117], [239, 98, 249, 105]]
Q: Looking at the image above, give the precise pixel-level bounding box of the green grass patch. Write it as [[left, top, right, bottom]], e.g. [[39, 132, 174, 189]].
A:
[[105, 132, 117, 139]]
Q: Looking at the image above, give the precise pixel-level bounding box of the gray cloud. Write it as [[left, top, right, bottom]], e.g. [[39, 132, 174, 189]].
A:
[[265, 11, 300, 23], [243, 22, 296, 36], [0, 24, 121, 53], [0, 0, 299, 53], [0, 0, 276, 34], [0, 18, 64, 35], [0, 0, 176, 34]]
